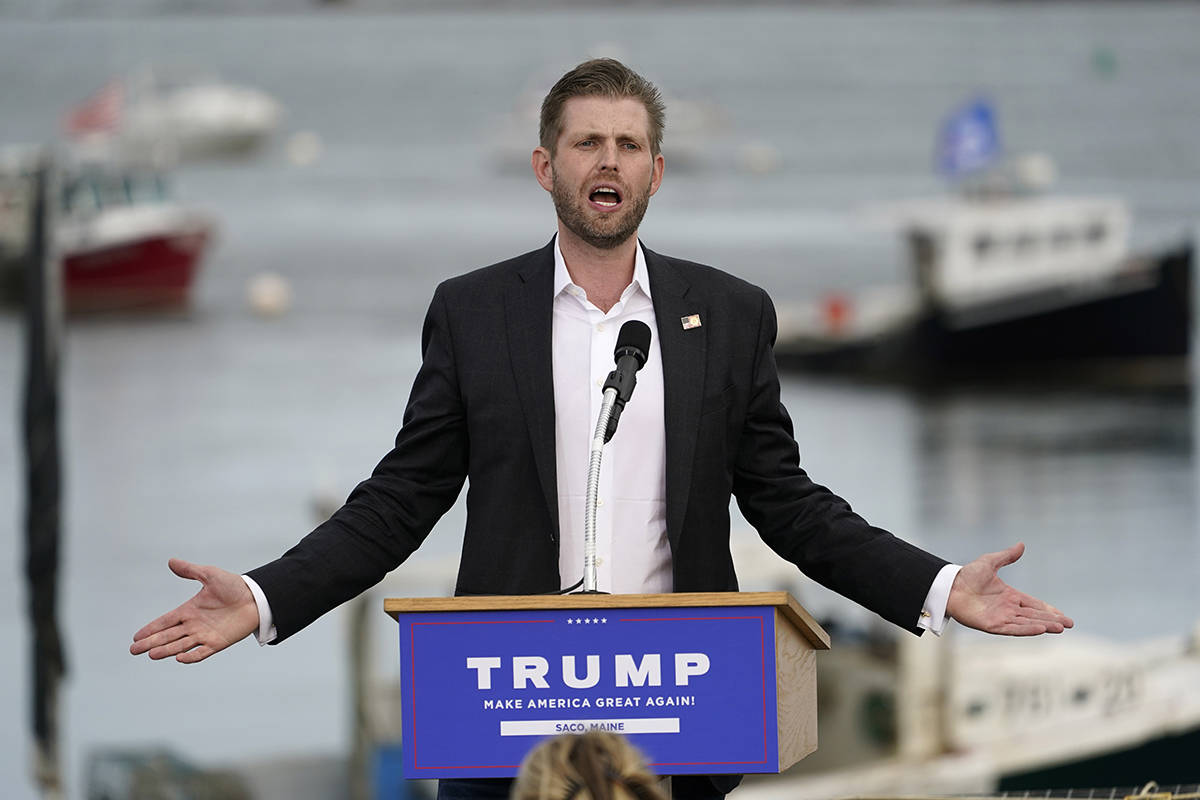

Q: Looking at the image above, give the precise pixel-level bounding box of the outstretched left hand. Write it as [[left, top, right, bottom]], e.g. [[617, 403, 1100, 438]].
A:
[[947, 542, 1074, 636]]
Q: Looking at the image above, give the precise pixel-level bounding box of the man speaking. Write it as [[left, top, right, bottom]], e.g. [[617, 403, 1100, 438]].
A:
[[132, 58, 1072, 800]]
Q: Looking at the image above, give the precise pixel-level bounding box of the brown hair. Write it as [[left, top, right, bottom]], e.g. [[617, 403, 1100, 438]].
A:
[[539, 58, 666, 156], [511, 731, 666, 800]]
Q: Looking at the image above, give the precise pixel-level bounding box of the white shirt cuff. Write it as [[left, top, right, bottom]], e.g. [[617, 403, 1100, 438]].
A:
[[917, 563, 961, 636], [241, 574, 278, 645]]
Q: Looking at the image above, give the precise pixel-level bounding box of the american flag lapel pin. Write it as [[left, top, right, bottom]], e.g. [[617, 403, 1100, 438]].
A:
[[681, 314, 702, 330]]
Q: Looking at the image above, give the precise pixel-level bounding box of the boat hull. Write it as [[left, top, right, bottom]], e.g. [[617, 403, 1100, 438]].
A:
[[776, 244, 1193, 387], [62, 227, 209, 313], [999, 725, 1200, 789]]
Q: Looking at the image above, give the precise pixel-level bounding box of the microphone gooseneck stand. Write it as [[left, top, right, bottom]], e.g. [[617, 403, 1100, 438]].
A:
[[582, 387, 620, 593], [576, 319, 651, 595]]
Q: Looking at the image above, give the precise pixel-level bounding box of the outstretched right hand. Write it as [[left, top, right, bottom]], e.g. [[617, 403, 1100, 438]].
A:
[[130, 558, 260, 664]]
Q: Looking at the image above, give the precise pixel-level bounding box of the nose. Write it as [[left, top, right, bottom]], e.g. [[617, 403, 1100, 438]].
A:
[[597, 141, 620, 171]]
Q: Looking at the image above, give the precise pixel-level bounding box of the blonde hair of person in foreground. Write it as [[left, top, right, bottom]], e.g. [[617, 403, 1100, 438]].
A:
[[512, 731, 667, 800]]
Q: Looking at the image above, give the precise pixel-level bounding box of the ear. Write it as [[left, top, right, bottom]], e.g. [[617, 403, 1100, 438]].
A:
[[648, 152, 665, 197], [532, 146, 554, 193]]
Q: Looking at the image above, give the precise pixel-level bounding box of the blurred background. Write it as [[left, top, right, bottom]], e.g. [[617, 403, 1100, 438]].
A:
[[1, 1, 1199, 799]]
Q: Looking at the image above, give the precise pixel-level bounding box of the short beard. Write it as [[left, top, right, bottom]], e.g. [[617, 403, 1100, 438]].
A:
[[551, 173, 652, 251]]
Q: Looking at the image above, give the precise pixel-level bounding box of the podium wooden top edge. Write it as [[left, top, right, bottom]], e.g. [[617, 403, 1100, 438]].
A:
[[384, 591, 830, 650]]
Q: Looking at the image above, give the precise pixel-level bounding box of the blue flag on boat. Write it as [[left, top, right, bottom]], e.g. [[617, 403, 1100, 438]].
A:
[[935, 97, 1001, 177]]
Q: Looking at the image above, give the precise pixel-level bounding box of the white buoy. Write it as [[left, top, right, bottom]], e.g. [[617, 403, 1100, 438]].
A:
[[737, 141, 782, 175], [285, 131, 323, 167], [247, 272, 292, 317]]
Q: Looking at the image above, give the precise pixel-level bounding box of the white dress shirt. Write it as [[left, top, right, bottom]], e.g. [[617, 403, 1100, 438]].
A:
[[245, 238, 959, 643], [552, 239, 672, 594]]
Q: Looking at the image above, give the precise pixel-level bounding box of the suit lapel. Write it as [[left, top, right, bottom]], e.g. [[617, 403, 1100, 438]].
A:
[[506, 240, 560, 539], [645, 247, 707, 550]]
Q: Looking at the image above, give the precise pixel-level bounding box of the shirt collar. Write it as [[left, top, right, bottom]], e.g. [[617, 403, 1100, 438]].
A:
[[553, 235, 653, 305]]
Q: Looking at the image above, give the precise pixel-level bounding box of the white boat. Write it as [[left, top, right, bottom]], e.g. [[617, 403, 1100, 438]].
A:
[[64, 68, 282, 163], [729, 621, 1200, 799], [773, 166, 1191, 386], [724, 539, 1200, 794]]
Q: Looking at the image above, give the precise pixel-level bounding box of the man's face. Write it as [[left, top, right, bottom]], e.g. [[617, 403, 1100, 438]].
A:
[[533, 96, 665, 251]]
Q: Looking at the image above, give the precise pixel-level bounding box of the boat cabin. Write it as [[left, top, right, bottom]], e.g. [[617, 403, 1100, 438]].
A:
[[894, 195, 1131, 314]]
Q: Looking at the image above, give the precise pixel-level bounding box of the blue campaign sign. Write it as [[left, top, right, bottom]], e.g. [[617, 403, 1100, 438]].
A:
[[397, 604, 780, 778]]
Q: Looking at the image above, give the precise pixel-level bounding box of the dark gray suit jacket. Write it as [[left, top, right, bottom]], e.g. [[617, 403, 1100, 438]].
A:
[[248, 239, 946, 643]]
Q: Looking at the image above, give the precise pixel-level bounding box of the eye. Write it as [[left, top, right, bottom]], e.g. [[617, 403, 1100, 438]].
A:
[[621, 142, 640, 151], [577, 139, 596, 148]]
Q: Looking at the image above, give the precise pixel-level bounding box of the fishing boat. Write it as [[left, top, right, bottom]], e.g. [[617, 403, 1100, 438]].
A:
[[65, 68, 282, 162], [0, 148, 215, 313], [706, 535, 1200, 797], [774, 194, 1192, 386], [774, 98, 1193, 387]]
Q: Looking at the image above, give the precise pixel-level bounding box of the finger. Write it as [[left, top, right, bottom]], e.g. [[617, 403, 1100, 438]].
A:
[[1028, 601, 1072, 624], [1011, 600, 1062, 619], [996, 621, 1054, 636], [1012, 597, 1060, 618], [168, 558, 206, 582], [1024, 606, 1073, 624], [148, 635, 200, 661], [1015, 594, 1074, 626], [131, 622, 192, 655], [1022, 610, 1073, 629], [1010, 608, 1071, 633], [177, 645, 216, 664], [1011, 613, 1064, 633], [1022, 598, 1065, 615], [988, 541, 1025, 570], [132, 608, 184, 644], [131, 631, 167, 655], [994, 610, 1067, 635]]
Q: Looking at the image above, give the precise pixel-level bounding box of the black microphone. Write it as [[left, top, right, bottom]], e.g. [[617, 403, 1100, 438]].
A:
[[601, 320, 651, 443]]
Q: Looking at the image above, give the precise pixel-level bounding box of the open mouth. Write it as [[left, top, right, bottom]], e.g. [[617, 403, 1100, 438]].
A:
[[588, 186, 622, 209]]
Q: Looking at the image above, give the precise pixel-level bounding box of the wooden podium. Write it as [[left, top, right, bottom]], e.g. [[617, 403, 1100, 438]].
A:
[[385, 592, 830, 780]]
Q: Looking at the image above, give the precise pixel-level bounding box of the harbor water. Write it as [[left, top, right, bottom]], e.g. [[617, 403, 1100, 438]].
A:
[[2, 4, 1199, 798]]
